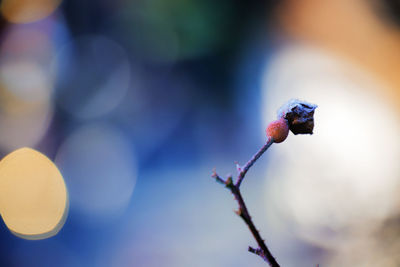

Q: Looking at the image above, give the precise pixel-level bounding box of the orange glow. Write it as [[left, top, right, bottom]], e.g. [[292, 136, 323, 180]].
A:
[[277, 0, 400, 105], [1, 0, 62, 24], [0, 148, 68, 239]]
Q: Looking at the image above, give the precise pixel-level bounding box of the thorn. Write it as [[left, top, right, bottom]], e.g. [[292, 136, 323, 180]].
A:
[[235, 161, 241, 172], [234, 209, 242, 216], [248, 246, 258, 252], [248, 246, 263, 256]]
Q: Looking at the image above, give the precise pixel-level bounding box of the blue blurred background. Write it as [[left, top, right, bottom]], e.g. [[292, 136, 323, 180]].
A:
[[0, 0, 400, 266]]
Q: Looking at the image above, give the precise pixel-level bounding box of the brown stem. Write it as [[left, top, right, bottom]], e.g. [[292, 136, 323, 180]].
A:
[[231, 184, 280, 267], [212, 138, 280, 266], [236, 138, 274, 187]]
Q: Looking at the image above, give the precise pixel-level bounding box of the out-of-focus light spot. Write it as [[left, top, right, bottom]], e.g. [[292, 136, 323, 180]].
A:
[[54, 35, 130, 119], [0, 26, 55, 68], [261, 45, 400, 248], [113, 0, 232, 63], [117, 8, 179, 64], [0, 61, 53, 151], [0, 147, 68, 240], [278, 0, 400, 99], [0, 0, 62, 24], [1, 0, 61, 24], [55, 124, 137, 221], [1, 61, 50, 102]]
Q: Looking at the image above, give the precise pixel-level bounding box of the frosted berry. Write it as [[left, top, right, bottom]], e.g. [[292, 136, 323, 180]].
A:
[[266, 118, 289, 143]]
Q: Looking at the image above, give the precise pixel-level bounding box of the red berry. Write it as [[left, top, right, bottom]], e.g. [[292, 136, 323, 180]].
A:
[[266, 118, 289, 143]]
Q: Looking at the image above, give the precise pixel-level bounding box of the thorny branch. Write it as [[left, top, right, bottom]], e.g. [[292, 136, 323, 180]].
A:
[[212, 137, 279, 267], [211, 99, 317, 266]]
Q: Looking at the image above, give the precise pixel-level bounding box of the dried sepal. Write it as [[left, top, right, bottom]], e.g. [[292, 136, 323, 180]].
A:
[[277, 99, 317, 135]]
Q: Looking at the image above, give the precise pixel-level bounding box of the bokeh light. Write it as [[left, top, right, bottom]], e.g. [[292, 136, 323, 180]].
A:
[[262, 44, 400, 253], [0, 148, 68, 240], [54, 35, 130, 120], [55, 123, 137, 221], [110, 0, 233, 63], [0, 60, 53, 151], [0, 26, 55, 66], [0, 22, 56, 151], [0, 0, 62, 24], [0, 0, 399, 266]]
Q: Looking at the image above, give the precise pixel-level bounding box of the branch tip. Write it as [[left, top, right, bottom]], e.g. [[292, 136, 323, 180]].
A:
[[211, 169, 226, 185], [235, 162, 242, 172]]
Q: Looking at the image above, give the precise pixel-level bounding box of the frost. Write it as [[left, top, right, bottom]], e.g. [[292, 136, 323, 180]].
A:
[[277, 99, 317, 135]]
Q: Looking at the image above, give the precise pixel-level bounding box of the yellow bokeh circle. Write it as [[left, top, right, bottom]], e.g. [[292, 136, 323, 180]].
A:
[[0, 147, 68, 239]]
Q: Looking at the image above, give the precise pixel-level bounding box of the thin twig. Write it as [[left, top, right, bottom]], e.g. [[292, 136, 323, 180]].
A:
[[249, 246, 266, 259], [236, 137, 274, 187], [231, 183, 279, 267], [212, 137, 280, 267], [212, 99, 317, 266]]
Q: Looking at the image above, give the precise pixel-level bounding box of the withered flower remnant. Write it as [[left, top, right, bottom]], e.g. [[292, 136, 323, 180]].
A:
[[277, 99, 317, 135]]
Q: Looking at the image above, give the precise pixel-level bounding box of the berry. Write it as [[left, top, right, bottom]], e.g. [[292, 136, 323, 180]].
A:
[[266, 118, 289, 143]]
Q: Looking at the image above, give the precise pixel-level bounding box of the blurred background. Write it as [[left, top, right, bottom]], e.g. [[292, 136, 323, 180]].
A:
[[0, 0, 399, 266]]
